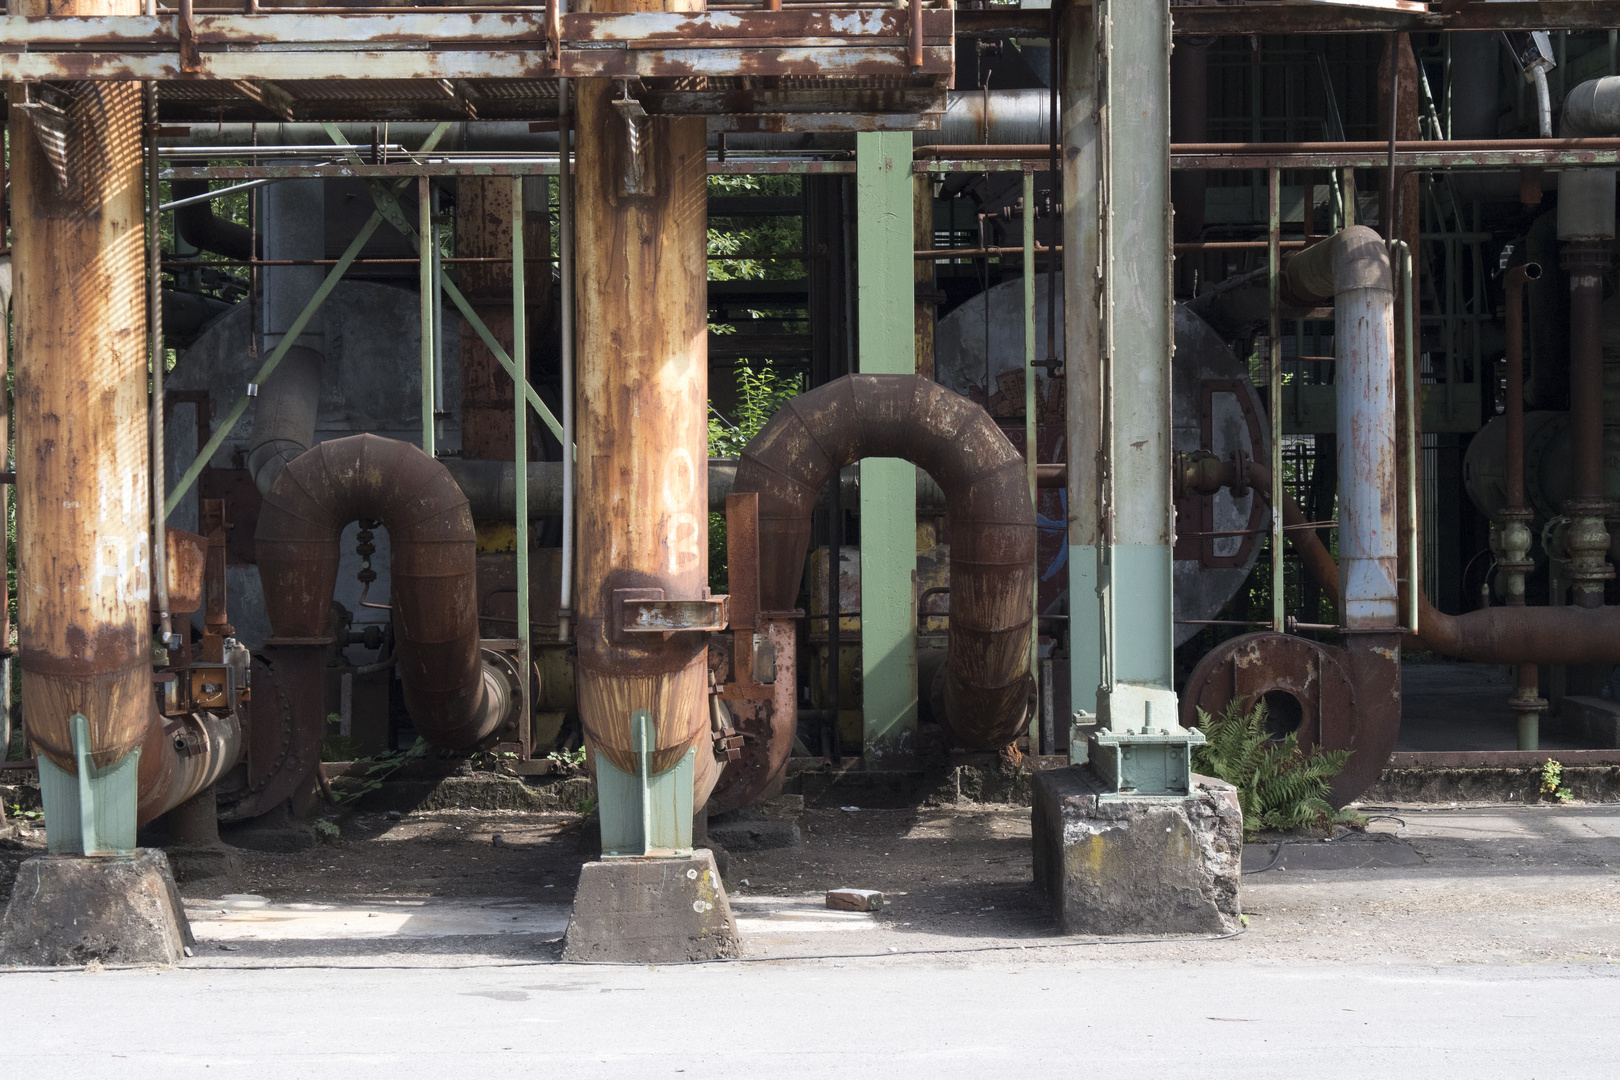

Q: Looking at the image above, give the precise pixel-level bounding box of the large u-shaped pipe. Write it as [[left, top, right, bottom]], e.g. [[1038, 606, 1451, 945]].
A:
[[255, 434, 516, 749], [734, 374, 1036, 750]]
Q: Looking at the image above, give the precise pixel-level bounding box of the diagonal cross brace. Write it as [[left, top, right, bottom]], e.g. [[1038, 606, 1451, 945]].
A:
[[322, 123, 567, 447], [165, 123, 454, 517]]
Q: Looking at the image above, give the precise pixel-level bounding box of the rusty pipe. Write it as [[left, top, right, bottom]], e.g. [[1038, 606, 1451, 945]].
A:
[[1503, 263, 1543, 515], [572, 35, 715, 795], [12, 72, 153, 774], [734, 374, 1036, 750], [255, 434, 515, 748], [1228, 462, 1620, 666], [134, 704, 241, 827]]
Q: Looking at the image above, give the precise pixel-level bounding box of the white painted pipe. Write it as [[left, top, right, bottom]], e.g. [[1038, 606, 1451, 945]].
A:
[[1286, 226, 1398, 629]]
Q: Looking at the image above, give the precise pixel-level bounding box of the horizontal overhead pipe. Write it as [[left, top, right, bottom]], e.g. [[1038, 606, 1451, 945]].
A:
[[734, 374, 1035, 751], [255, 434, 516, 749]]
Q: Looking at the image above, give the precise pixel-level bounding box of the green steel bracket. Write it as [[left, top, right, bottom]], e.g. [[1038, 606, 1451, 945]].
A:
[[1089, 686, 1204, 797], [38, 713, 141, 856], [321, 124, 567, 448], [165, 123, 455, 516], [597, 710, 695, 859]]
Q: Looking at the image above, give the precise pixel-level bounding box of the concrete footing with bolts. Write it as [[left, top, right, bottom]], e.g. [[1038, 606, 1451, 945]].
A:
[[1032, 768, 1243, 935]]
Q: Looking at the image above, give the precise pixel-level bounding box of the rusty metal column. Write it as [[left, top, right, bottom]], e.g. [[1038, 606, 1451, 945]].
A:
[[573, 0, 719, 845], [10, 4, 151, 848]]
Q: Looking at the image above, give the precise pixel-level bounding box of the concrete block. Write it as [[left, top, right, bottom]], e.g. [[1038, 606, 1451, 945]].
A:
[[1561, 696, 1620, 748], [165, 845, 242, 884], [1032, 767, 1242, 936], [563, 849, 740, 963], [826, 888, 883, 912], [0, 850, 194, 967], [707, 810, 802, 851]]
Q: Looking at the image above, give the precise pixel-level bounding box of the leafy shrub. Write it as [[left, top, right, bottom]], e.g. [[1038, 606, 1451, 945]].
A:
[[1191, 698, 1363, 837]]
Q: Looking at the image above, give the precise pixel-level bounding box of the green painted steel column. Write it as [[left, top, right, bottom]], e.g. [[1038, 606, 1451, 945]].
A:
[[1062, 3, 1102, 753], [855, 131, 918, 765], [420, 176, 437, 459], [1080, 0, 1202, 793]]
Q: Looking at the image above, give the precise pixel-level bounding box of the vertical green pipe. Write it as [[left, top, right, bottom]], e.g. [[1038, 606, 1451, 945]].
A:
[[419, 175, 436, 458], [1268, 166, 1285, 633], [512, 177, 531, 752], [1022, 167, 1039, 749]]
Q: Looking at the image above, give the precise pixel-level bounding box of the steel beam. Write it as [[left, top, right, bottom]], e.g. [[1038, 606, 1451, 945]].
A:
[[855, 130, 919, 767], [1061, 0, 1102, 761], [1084, 0, 1202, 796], [0, 10, 954, 81]]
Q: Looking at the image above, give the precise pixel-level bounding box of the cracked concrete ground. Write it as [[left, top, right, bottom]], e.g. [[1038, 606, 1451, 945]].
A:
[[2, 801, 1617, 1077]]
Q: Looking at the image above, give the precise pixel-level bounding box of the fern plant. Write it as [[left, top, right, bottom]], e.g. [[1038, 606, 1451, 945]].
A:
[[1191, 698, 1363, 837]]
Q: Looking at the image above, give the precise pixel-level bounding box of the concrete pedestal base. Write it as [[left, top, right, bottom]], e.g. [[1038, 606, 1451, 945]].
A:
[[0, 850, 194, 966], [165, 845, 242, 883], [563, 849, 740, 963], [1032, 767, 1242, 935]]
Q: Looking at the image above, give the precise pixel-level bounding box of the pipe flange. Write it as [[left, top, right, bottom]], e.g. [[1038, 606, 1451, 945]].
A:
[[1559, 241, 1613, 274], [1559, 505, 1614, 602], [1507, 691, 1550, 717]]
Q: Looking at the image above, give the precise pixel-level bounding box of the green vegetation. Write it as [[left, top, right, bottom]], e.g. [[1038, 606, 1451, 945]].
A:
[[708, 363, 803, 593], [1192, 697, 1364, 837], [547, 745, 587, 772], [328, 739, 429, 806], [321, 713, 363, 763], [1540, 758, 1574, 803]]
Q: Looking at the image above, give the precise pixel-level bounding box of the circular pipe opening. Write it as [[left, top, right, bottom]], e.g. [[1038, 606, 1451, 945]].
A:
[[1261, 690, 1306, 741]]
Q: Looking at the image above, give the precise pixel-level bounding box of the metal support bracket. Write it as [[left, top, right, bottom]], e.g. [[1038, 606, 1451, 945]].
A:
[[1089, 685, 1204, 797], [37, 713, 142, 856], [597, 710, 695, 859], [612, 588, 729, 641]]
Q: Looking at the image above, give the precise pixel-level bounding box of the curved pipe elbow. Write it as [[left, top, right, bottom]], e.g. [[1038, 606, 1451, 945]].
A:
[[1282, 224, 1392, 307], [254, 434, 509, 751], [734, 374, 1036, 751]]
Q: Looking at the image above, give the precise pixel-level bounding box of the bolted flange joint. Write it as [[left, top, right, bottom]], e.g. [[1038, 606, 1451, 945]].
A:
[[1559, 500, 1614, 608], [1494, 509, 1536, 606]]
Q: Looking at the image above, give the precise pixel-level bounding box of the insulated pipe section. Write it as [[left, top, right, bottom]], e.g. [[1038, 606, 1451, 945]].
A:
[[255, 434, 513, 748], [1557, 77, 1620, 241], [247, 176, 328, 496], [12, 72, 153, 773], [734, 374, 1036, 750], [1284, 227, 1399, 629], [246, 345, 323, 496], [134, 705, 242, 827]]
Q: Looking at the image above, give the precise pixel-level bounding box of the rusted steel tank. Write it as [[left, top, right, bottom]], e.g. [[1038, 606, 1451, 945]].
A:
[[573, 0, 718, 803], [10, 47, 151, 771], [735, 373, 1036, 750], [255, 434, 516, 748]]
